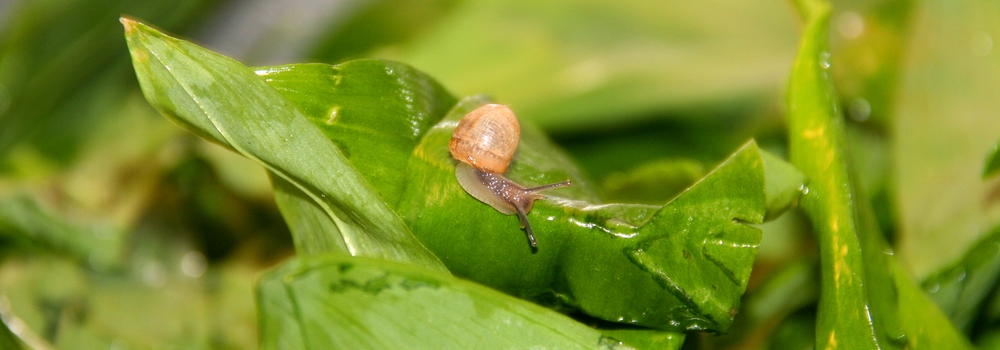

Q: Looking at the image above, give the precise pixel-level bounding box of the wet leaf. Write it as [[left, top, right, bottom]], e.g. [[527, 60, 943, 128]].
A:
[[257, 253, 683, 349], [121, 18, 446, 271], [248, 59, 805, 331], [398, 96, 801, 331], [124, 17, 805, 333]]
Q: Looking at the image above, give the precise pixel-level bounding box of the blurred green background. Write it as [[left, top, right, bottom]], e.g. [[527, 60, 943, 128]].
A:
[[1, 0, 999, 348]]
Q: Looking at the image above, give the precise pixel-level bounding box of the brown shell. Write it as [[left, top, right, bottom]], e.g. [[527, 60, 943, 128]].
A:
[[449, 104, 520, 174]]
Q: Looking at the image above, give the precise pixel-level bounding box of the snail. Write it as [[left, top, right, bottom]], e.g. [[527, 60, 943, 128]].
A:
[[449, 103, 572, 247]]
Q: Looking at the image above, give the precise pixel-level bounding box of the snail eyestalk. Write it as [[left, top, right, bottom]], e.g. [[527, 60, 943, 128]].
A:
[[516, 180, 570, 247]]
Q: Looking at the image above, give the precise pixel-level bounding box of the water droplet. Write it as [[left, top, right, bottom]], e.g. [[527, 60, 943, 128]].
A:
[[800, 184, 810, 195], [326, 106, 341, 125], [819, 52, 831, 69], [836, 11, 864, 40], [849, 98, 871, 122]]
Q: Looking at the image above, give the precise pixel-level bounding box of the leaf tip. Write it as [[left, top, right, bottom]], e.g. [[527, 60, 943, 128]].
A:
[[120, 16, 138, 34]]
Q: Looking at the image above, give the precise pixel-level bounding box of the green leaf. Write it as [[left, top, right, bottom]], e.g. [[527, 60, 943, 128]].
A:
[[0, 195, 124, 268], [787, 0, 971, 347], [257, 253, 684, 349], [121, 18, 446, 271], [255, 61, 458, 207], [249, 61, 804, 330], [923, 227, 1000, 332], [398, 96, 801, 332], [0, 316, 24, 350]]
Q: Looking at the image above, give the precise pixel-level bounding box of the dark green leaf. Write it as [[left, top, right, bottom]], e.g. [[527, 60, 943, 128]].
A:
[[121, 18, 446, 271], [257, 253, 683, 349]]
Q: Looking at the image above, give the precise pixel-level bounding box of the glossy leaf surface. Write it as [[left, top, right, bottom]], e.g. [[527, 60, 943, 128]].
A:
[[121, 18, 446, 271], [398, 97, 798, 331], [124, 17, 806, 334], [257, 254, 685, 349], [255, 63, 804, 332]]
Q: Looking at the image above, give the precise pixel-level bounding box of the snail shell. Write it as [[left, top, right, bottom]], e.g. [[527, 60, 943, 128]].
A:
[[449, 104, 520, 174], [449, 103, 571, 247]]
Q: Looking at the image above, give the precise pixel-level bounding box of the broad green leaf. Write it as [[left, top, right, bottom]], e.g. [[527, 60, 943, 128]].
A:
[[255, 60, 457, 206], [269, 173, 349, 255], [121, 18, 446, 271], [923, 227, 1000, 333], [787, 0, 970, 347], [400, 97, 799, 332], [247, 61, 804, 330], [257, 253, 683, 349]]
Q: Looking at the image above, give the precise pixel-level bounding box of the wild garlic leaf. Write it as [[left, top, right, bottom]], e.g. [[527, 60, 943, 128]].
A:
[[121, 18, 446, 271], [257, 254, 686, 349]]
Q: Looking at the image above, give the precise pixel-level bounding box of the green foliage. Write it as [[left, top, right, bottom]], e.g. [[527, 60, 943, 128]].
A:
[[122, 18, 446, 270], [786, 0, 969, 347], [123, 17, 806, 340], [257, 254, 685, 349], [2, 0, 998, 348]]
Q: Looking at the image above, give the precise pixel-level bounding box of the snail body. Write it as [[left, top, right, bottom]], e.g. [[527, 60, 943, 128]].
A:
[[449, 104, 571, 247]]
